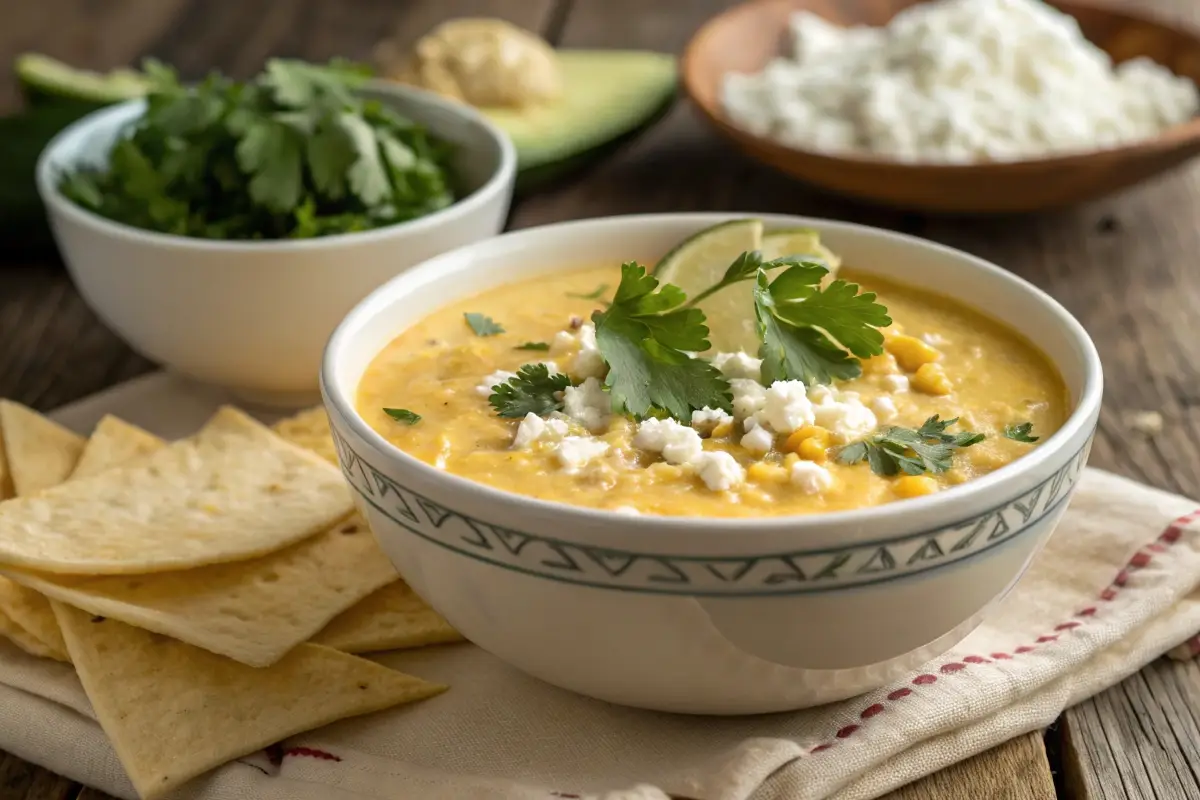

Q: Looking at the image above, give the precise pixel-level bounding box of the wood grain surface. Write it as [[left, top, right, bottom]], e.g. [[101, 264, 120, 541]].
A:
[[1, 1, 1199, 799]]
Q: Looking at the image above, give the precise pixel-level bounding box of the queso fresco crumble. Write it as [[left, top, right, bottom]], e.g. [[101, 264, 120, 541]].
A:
[[357, 243, 1067, 519]]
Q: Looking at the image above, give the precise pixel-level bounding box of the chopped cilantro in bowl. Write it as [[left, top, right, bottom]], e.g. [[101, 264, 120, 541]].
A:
[[55, 59, 460, 241]]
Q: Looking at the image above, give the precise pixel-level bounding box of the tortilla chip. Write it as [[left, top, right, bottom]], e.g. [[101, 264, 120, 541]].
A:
[[0, 400, 85, 497], [0, 604, 68, 661], [273, 406, 338, 465], [8, 514, 398, 667], [0, 577, 68, 659], [0, 406, 353, 574], [55, 602, 444, 800], [70, 415, 164, 480], [312, 580, 464, 654]]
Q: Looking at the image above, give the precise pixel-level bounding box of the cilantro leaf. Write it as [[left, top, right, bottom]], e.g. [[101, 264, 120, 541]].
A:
[[464, 313, 504, 336], [567, 284, 609, 301], [837, 415, 985, 477], [1003, 422, 1040, 443], [748, 260, 890, 385], [684, 251, 829, 308], [593, 262, 731, 421], [54, 57, 457, 241], [383, 408, 421, 424], [488, 364, 571, 419], [515, 342, 550, 351]]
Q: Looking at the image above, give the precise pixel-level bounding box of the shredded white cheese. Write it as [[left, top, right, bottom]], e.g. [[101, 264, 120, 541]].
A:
[[721, 0, 1200, 163]]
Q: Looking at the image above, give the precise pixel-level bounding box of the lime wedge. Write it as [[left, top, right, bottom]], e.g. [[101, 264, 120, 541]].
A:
[[653, 219, 764, 354], [761, 228, 842, 285]]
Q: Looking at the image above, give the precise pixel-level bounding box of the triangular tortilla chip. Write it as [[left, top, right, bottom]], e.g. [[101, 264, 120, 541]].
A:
[[70, 415, 164, 480], [55, 602, 444, 799], [0, 400, 84, 497], [273, 406, 339, 465], [312, 580, 464, 654], [9, 514, 398, 667], [0, 577, 68, 659], [0, 604, 67, 661], [0, 406, 353, 574]]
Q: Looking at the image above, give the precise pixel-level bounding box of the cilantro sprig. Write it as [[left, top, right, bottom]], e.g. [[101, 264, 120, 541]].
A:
[[488, 364, 571, 419], [464, 313, 504, 337], [383, 408, 421, 425], [1003, 422, 1039, 443], [837, 416, 985, 477], [592, 262, 732, 420], [57, 58, 456, 240]]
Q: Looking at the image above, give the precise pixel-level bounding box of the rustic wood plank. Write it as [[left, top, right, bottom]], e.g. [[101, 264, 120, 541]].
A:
[[884, 732, 1057, 800], [0, 750, 76, 800], [1062, 657, 1200, 799]]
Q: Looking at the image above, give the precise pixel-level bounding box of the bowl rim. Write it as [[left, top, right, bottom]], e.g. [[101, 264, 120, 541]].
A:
[[34, 80, 518, 253], [321, 211, 1104, 535], [681, 0, 1200, 171]]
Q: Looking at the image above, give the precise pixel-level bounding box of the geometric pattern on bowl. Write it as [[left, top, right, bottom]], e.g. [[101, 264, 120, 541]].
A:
[[334, 425, 1092, 597]]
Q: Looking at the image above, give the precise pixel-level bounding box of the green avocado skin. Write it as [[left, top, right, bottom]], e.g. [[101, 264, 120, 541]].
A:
[[513, 89, 677, 196]]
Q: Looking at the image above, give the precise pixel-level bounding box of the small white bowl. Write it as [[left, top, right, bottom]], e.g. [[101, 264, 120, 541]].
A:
[[321, 213, 1103, 715], [37, 83, 516, 408]]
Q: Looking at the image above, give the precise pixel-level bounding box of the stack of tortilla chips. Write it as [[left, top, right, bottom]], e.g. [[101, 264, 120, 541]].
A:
[[0, 402, 463, 799]]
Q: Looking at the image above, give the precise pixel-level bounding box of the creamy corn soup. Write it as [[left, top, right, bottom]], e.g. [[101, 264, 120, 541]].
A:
[[357, 265, 1068, 518]]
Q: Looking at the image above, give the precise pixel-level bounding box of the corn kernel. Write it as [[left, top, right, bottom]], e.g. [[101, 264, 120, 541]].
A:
[[647, 462, 684, 481], [783, 425, 831, 452], [711, 421, 734, 439], [893, 475, 939, 498], [945, 468, 969, 485], [885, 334, 941, 372], [798, 438, 828, 463], [783, 453, 801, 469], [912, 363, 953, 395], [860, 353, 899, 375], [747, 462, 789, 484]]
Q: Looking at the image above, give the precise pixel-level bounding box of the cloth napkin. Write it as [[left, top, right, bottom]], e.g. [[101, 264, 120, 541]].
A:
[[1, 467, 1197, 800]]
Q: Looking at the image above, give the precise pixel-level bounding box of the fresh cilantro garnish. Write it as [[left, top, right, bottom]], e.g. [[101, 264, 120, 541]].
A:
[[592, 262, 731, 421], [515, 341, 551, 351], [383, 408, 421, 425], [488, 364, 572, 419], [837, 415, 985, 477], [464, 313, 504, 337], [1003, 422, 1040, 443], [685, 250, 827, 309], [753, 265, 891, 385], [567, 284, 609, 301], [57, 58, 456, 240]]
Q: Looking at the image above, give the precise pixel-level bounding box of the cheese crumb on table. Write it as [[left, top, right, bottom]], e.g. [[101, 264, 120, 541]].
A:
[[721, 0, 1200, 163]]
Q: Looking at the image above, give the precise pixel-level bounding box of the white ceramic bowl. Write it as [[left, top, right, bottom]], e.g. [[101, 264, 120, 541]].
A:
[[321, 213, 1103, 715], [37, 84, 516, 408]]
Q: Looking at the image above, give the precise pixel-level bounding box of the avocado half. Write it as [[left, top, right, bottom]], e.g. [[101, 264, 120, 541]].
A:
[[13, 51, 679, 194]]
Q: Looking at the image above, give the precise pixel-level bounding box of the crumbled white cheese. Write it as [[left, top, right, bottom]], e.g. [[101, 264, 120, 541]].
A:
[[694, 451, 746, 492], [562, 377, 610, 432], [870, 396, 898, 423], [711, 351, 763, 381], [813, 396, 877, 443], [477, 369, 516, 397], [740, 424, 775, 456], [731, 378, 768, 420], [921, 332, 949, 346], [633, 418, 704, 465], [512, 412, 569, 449], [756, 380, 817, 434], [691, 407, 734, 435], [554, 436, 610, 471], [571, 322, 607, 379], [549, 330, 577, 354], [790, 460, 834, 494], [882, 374, 910, 393], [612, 506, 641, 516], [807, 384, 834, 405], [720, 0, 1200, 163]]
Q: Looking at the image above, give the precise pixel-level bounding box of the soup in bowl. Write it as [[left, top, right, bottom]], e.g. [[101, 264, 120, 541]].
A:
[[321, 214, 1102, 715]]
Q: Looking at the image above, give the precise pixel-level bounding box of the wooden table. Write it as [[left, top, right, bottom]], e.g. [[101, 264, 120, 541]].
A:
[[2, 1, 1199, 798]]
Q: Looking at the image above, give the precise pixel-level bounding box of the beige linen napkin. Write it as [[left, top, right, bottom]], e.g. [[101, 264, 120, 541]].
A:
[[0, 467, 1197, 800]]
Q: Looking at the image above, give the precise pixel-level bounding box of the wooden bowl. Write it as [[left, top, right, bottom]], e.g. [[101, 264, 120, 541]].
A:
[[682, 0, 1200, 213]]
